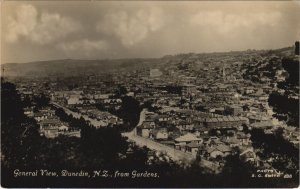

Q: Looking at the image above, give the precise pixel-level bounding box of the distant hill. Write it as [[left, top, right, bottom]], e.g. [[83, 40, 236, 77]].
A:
[[1, 46, 294, 78], [1, 58, 158, 78]]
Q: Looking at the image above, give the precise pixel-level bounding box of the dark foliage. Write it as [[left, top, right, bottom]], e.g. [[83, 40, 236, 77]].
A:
[[96, 96, 142, 132], [268, 57, 299, 128], [251, 128, 299, 162], [33, 93, 50, 109], [115, 85, 128, 98], [282, 57, 299, 86], [251, 128, 299, 182], [268, 92, 299, 127], [165, 85, 182, 95], [295, 41, 300, 55]]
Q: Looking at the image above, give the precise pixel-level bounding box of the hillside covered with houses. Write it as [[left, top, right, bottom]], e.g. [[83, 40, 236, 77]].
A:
[[1, 44, 299, 187]]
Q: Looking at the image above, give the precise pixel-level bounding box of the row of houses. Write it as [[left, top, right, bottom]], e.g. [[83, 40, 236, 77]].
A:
[[39, 118, 81, 138], [77, 108, 123, 127], [30, 107, 81, 138]]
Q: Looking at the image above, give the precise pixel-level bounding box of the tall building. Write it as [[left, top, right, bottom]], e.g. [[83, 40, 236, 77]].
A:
[[150, 68, 163, 77]]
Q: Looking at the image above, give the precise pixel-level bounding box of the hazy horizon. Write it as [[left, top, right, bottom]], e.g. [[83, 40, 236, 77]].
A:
[[2, 1, 300, 64], [2, 45, 294, 65]]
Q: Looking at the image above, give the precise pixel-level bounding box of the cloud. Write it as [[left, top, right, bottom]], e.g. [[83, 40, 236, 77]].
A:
[[30, 12, 81, 45], [5, 4, 81, 44], [190, 11, 282, 34], [57, 39, 109, 56], [97, 7, 164, 47], [5, 4, 37, 43], [3, 1, 298, 63]]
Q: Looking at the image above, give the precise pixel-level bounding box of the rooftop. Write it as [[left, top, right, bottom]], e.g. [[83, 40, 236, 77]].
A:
[[175, 133, 202, 142]]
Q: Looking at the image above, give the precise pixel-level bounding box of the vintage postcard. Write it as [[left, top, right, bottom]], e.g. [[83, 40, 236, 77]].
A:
[[1, 0, 299, 188]]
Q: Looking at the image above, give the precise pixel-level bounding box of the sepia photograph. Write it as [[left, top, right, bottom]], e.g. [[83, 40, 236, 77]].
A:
[[1, 0, 299, 188]]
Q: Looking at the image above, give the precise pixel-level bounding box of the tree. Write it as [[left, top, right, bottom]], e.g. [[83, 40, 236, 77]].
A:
[[220, 153, 255, 187], [22, 96, 33, 108], [116, 96, 141, 131], [34, 93, 50, 109], [1, 81, 25, 168], [55, 108, 71, 122], [268, 92, 299, 127], [115, 85, 127, 97], [275, 127, 284, 138]]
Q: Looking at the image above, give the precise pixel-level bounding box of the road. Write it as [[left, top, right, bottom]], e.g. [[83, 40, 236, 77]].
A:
[[123, 131, 195, 162], [122, 108, 195, 162]]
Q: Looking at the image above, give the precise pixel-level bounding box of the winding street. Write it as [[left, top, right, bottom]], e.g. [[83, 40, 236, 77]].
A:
[[51, 102, 198, 163], [122, 108, 195, 163]]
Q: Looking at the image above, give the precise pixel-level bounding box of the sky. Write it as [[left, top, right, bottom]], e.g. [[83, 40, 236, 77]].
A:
[[1, 1, 300, 63]]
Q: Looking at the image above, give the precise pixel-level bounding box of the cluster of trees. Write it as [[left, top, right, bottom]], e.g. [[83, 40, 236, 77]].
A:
[[268, 57, 299, 127], [242, 57, 298, 126], [242, 54, 283, 83], [164, 85, 182, 95], [96, 94, 142, 132], [1, 80, 137, 187], [281, 57, 299, 86], [22, 93, 50, 111], [250, 128, 299, 182], [268, 92, 299, 127], [141, 100, 161, 112]]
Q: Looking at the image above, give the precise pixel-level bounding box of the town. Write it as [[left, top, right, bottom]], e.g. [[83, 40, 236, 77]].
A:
[[2, 43, 299, 178]]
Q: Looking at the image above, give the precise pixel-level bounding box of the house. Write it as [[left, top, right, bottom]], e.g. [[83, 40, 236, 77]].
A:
[[248, 115, 269, 124], [34, 112, 47, 122], [150, 128, 168, 140], [108, 117, 119, 125], [201, 133, 211, 143], [207, 138, 224, 147], [222, 137, 241, 147], [245, 87, 255, 94], [103, 98, 122, 109], [205, 144, 232, 160], [39, 118, 61, 128], [181, 84, 197, 95], [67, 97, 81, 105], [58, 125, 69, 131], [240, 148, 257, 163], [157, 115, 169, 122], [42, 125, 59, 138], [225, 105, 243, 116], [194, 125, 210, 135], [176, 120, 194, 132], [41, 108, 56, 116], [186, 141, 201, 156], [137, 121, 156, 138], [24, 107, 34, 117], [236, 132, 251, 146], [203, 116, 248, 129], [150, 68, 163, 78], [126, 92, 135, 97], [174, 133, 203, 151]]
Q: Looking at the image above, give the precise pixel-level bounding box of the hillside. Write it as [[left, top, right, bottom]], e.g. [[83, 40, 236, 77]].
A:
[[1, 46, 294, 78]]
